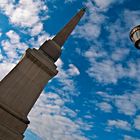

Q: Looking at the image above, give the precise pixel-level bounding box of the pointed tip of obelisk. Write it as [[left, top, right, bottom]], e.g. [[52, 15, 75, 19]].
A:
[[52, 7, 86, 48], [81, 7, 87, 12]]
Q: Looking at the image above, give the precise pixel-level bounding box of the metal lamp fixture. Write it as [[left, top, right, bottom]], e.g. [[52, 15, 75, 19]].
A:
[[130, 25, 140, 49]]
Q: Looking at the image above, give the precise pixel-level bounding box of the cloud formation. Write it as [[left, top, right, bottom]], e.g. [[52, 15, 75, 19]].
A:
[[97, 91, 140, 116], [0, 0, 48, 36], [108, 119, 131, 131], [96, 102, 112, 113], [134, 115, 140, 130], [28, 92, 89, 140]]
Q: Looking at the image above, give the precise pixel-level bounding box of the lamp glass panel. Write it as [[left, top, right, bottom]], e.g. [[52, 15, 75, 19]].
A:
[[133, 30, 140, 42], [136, 30, 140, 38]]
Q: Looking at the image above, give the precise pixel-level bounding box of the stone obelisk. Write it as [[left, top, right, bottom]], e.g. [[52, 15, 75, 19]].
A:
[[0, 8, 85, 140]]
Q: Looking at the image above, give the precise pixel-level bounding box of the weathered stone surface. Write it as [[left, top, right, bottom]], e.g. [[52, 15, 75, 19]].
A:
[[0, 49, 57, 139]]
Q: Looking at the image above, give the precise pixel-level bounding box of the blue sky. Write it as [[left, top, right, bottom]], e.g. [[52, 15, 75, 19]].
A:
[[0, 0, 140, 140]]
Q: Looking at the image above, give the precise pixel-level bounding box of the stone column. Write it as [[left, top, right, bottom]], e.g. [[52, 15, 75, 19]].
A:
[[0, 49, 58, 140]]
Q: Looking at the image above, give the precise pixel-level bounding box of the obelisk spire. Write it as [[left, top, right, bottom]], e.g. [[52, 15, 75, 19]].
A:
[[53, 8, 86, 47], [40, 8, 86, 61]]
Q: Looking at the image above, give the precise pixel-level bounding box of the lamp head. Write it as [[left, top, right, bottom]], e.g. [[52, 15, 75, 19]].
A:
[[130, 25, 140, 49]]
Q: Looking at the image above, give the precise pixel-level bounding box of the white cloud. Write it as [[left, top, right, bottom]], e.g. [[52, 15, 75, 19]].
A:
[[84, 47, 107, 59], [115, 95, 137, 116], [96, 91, 140, 116], [67, 64, 80, 76], [83, 17, 132, 84], [86, 59, 119, 84], [124, 135, 140, 140], [0, 32, 2, 37], [115, 93, 140, 116], [108, 119, 131, 131], [55, 58, 63, 68], [0, 49, 3, 61], [93, 0, 126, 10], [93, 0, 114, 9], [106, 9, 140, 49], [106, 9, 140, 48], [1, 0, 47, 27], [64, 0, 76, 3], [6, 30, 20, 43], [134, 115, 140, 130], [75, 23, 101, 40], [74, 0, 106, 40], [27, 32, 53, 50], [29, 22, 43, 36], [28, 92, 89, 140], [96, 102, 112, 113], [0, 30, 52, 63], [74, 0, 127, 41], [85, 47, 140, 84], [111, 48, 130, 62], [124, 10, 140, 29], [1, 30, 28, 62], [0, 0, 48, 36], [54, 59, 81, 100]]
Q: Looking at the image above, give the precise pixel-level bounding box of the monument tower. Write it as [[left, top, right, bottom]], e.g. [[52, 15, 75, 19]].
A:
[[0, 8, 86, 140]]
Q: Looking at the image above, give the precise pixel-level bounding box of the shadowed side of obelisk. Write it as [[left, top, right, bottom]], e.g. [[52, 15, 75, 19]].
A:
[[0, 8, 85, 140]]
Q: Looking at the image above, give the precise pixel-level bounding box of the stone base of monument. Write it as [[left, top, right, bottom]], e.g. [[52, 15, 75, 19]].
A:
[[0, 107, 28, 140]]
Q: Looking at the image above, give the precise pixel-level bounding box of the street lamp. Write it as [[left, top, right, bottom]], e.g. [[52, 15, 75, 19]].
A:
[[130, 25, 140, 49]]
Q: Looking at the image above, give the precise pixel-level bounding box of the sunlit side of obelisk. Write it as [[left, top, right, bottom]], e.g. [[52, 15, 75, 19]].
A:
[[0, 8, 85, 140]]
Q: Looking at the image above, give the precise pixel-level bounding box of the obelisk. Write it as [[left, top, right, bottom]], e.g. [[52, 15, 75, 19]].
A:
[[0, 8, 86, 140]]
